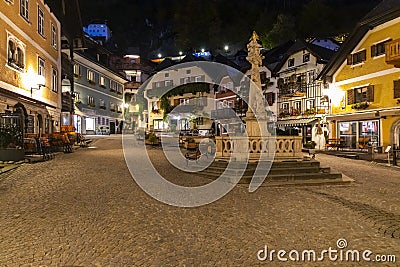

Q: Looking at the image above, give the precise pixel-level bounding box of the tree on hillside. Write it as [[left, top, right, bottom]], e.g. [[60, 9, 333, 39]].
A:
[[260, 14, 296, 49]]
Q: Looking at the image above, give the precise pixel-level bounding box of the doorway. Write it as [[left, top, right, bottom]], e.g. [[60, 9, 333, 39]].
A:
[[110, 121, 116, 134]]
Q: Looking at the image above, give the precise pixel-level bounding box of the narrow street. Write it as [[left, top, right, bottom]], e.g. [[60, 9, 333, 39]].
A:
[[0, 135, 399, 266]]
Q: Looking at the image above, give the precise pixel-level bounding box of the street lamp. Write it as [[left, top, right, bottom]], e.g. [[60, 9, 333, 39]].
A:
[[224, 45, 229, 52]]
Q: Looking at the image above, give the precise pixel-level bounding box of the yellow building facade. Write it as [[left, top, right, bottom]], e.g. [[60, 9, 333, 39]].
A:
[[0, 0, 61, 134], [322, 7, 400, 149]]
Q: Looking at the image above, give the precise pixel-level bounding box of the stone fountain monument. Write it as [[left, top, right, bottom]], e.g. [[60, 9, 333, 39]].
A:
[[209, 32, 351, 186]]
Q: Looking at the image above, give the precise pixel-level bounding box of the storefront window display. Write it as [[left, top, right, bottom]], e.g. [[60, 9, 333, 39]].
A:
[[338, 120, 379, 149]]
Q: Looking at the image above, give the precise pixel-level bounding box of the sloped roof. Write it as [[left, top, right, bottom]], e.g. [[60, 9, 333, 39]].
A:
[[262, 40, 294, 66], [180, 53, 207, 63], [273, 39, 336, 73], [319, 0, 400, 81], [213, 54, 241, 70], [154, 58, 175, 72]]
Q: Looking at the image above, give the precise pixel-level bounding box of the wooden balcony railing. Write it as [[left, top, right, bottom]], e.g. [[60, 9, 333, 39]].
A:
[[385, 39, 400, 67]]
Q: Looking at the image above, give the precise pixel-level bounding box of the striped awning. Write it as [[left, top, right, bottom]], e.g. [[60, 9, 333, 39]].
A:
[[276, 118, 318, 127]]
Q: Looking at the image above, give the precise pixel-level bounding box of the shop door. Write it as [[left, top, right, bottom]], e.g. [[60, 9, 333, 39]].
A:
[[110, 121, 116, 134]]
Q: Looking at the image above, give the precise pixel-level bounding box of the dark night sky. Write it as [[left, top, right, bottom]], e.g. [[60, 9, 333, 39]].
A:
[[79, 0, 383, 57]]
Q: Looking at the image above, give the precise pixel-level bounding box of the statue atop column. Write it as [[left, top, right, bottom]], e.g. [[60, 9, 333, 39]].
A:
[[246, 31, 265, 119]]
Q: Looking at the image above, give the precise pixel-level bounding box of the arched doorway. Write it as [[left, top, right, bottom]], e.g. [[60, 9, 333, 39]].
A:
[[393, 119, 400, 149], [37, 114, 43, 136], [13, 102, 28, 133]]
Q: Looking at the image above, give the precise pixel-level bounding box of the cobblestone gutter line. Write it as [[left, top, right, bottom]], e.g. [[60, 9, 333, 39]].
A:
[[307, 189, 400, 239]]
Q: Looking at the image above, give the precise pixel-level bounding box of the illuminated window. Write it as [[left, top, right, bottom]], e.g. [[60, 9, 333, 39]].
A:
[[87, 96, 95, 107], [100, 76, 105, 86], [73, 64, 80, 76], [87, 70, 94, 82]]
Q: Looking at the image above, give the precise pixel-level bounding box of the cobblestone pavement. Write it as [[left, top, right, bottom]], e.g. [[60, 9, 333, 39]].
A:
[[0, 135, 399, 266]]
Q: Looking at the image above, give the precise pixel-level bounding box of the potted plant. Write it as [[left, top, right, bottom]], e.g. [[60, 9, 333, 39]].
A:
[[0, 123, 24, 161]]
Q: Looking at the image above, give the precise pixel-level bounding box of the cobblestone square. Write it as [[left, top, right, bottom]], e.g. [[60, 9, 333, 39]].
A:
[[0, 135, 399, 266]]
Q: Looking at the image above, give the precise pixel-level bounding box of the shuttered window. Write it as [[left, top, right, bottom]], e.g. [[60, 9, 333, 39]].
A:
[[394, 80, 400, 99], [366, 85, 374, 102], [371, 39, 391, 57], [347, 89, 355, 105], [347, 50, 366, 65], [348, 85, 374, 104]]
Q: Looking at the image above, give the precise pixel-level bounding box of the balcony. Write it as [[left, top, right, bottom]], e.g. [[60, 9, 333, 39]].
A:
[[385, 39, 400, 67], [278, 82, 306, 97], [125, 81, 141, 91]]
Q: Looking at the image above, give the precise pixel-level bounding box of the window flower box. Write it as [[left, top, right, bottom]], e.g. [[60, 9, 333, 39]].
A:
[[351, 102, 369, 110]]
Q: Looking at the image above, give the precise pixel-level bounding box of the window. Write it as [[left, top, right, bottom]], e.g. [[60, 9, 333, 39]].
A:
[[347, 85, 374, 104], [186, 69, 191, 74], [7, 34, 25, 71], [74, 92, 80, 101], [51, 24, 57, 49], [165, 73, 169, 78], [180, 98, 189, 105], [51, 67, 57, 92], [266, 92, 275, 105], [347, 50, 366, 65], [183, 77, 190, 84], [306, 99, 315, 109], [288, 58, 295, 67], [38, 57, 45, 77], [303, 53, 310, 63], [371, 39, 391, 57], [110, 102, 116, 111], [20, 0, 29, 20], [110, 80, 117, 91], [165, 80, 173, 87], [73, 64, 80, 76], [87, 70, 94, 82], [281, 103, 289, 113], [195, 76, 204, 82], [38, 6, 44, 36], [87, 96, 95, 107], [116, 83, 123, 94], [100, 76, 105, 87], [99, 99, 106, 109], [394, 80, 400, 99], [294, 101, 301, 110]]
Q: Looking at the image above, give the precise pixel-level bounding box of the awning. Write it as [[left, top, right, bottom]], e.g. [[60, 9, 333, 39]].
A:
[[276, 118, 318, 127]]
